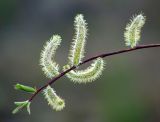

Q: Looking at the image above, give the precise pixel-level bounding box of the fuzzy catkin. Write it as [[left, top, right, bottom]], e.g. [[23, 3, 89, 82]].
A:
[[124, 14, 146, 48], [68, 14, 88, 66], [43, 85, 65, 111], [40, 35, 61, 78], [64, 58, 105, 83]]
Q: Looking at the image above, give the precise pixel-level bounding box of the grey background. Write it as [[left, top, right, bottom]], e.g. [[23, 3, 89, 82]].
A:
[[0, 0, 160, 122]]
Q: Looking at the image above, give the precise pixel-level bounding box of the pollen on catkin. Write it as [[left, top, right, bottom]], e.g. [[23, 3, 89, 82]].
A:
[[64, 14, 105, 83], [63, 58, 105, 83], [40, 35, 61, 78], [124, 14, 146, 48], [43, 85, 65, 111], [68, 14, 88, 66]]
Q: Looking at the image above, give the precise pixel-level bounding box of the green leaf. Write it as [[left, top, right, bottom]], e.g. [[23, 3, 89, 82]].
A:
[[14, 101, 27, 106], [12, 100, 30, 114], [14, 83, 36, 93], [27, 102, 31, 115]]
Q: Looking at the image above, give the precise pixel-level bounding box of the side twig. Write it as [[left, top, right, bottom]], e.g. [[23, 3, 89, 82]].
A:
[[29, 44, 160, 102]]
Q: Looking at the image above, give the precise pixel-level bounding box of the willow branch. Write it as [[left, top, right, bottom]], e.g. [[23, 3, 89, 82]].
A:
[[28, 43, 160, 102]]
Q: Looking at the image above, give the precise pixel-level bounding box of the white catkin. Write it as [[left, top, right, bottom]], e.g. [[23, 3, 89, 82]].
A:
[[124, 14, 146, 48], [40, 35, 61, 78], [43, 85, 65, 111], [68, 14, 88, 66], [63, 58, 105, 83]]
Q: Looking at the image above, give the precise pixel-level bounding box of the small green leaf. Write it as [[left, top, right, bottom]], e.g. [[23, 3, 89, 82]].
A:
[[27, 102, 31, 115], [14, 101, 27, 106], [14, 83, 36, 93], [12, 101, 29, 114]]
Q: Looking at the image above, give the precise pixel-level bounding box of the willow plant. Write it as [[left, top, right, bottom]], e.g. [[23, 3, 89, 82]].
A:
[[13, 13, 160, 115]]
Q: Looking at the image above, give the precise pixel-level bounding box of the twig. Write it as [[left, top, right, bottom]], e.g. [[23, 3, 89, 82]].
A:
[[28, 44, 160, 102]]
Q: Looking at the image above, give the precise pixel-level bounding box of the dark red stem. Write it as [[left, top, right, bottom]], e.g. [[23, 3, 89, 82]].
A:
[[29, 44, 160, 102]]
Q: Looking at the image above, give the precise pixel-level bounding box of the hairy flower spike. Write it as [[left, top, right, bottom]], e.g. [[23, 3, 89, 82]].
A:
[[43, 85, 65, 111], [63, 58, 105, 83], [40, 35, 61, 78], [64, 14, 105, 83], [124, 14, 146, 48], [68, 14, 88, 66]]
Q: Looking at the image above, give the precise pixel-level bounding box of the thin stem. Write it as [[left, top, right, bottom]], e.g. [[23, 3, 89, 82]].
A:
[[29, 44, 160, 102]]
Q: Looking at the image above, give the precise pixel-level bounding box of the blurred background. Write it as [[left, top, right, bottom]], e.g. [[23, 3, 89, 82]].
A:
[[0, 0, 160, 122]]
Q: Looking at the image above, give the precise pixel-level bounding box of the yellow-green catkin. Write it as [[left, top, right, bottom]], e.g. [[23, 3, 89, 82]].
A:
[[124, 14, 146, 48], [43, 85, 65, 111], [40, 35, 61, 78]]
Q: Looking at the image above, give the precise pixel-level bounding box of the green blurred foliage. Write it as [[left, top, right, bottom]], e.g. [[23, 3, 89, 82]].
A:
[[0, 0, 19, 25]]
